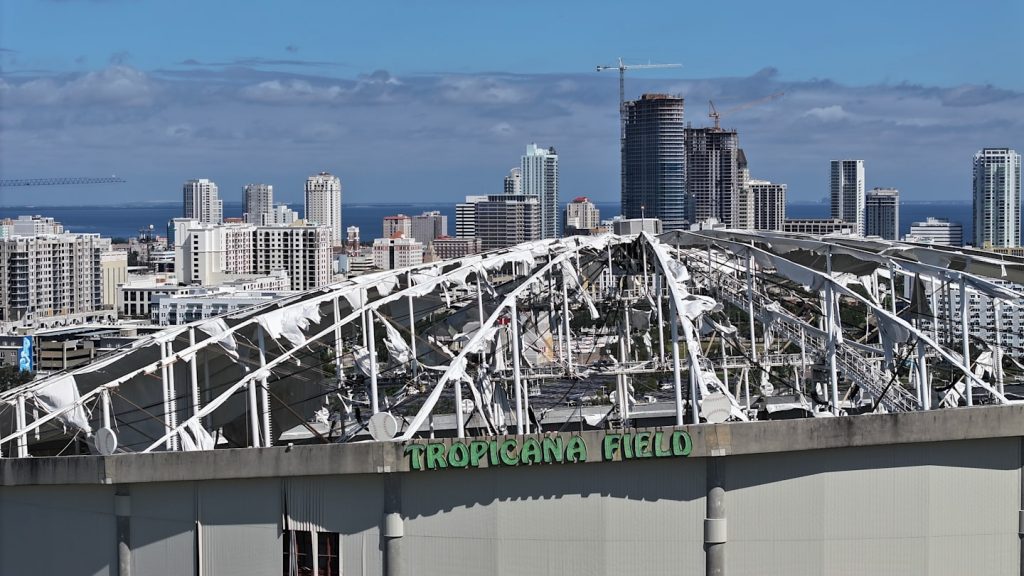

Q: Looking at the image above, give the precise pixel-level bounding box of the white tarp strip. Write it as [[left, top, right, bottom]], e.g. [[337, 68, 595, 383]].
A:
[[32, 374, 91, 433]]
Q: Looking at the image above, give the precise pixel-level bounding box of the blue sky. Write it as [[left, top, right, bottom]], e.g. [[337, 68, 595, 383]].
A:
[[1, 0, 1022, 206]]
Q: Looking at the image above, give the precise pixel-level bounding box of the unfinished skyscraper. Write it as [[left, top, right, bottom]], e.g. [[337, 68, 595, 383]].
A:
[[684, 127, 740, 227]]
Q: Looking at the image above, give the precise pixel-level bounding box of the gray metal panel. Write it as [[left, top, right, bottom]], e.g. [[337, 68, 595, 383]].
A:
[[726, 439, 1020, 576], [283, 474, 384, 576], [198, 478, 281, 576], [0, 484, 116, 576], [131, 481, 196, 576], [401, 458, 706, 576]]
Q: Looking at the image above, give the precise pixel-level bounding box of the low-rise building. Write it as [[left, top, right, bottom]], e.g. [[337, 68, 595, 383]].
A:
[[905, 217, 963, 247], [373, 234, 424, 270], [564, 197, 601, 236], [782, 218, 854, 236]]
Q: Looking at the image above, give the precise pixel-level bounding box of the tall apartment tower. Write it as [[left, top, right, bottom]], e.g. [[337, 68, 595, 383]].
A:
[[747, 180, 787, 231], [304, 172, 343, 247], [474, 194, 541, 251], [564, 197, 601, 235], [456, 195, 487, 238], [521, 144, 559, 239], [622, 94, 686, 230], [183, 179, 223, 225], [830, 160, 865, 236], [503, 168, 522, 195], [973, 148, 1022, 248], [243, 184, 274, 225], [864, 187, 900, 240]]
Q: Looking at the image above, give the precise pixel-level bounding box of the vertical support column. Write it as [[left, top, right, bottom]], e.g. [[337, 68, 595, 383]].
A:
[[888, 263, 898, 315], [247, 380, 261, 448], [188, 328, 200, 417], [561, 276, 574, 375], [670, 295, 684, 426], [15, 394, 28, 458], [475, 269, 486, 368], [746, 252, 757, 388], [917, 337, 930, 410], [101, 388, 112, 430], [799, 327, 807, 389], [382, 474, 404, 576], [995, 301, 1005, 396], [656, 274, 666, 365], [333, 296, 345, 384], [720, 334, 729, 392], [688, 340, 700, 426], [960, 274, 972, 406], [408, 273, 418, 381], [367, 308, 380, 414], [511, 300, 524, 435], [705, 457, 726, 576], [115, 485, 131, 576], [256, 327, 272, 447], [159, 343, 171, 450], [826, 283, 840, 416]]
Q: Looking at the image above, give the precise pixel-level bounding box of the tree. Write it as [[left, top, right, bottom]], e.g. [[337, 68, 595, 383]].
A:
[[0, 365, 35, 393]]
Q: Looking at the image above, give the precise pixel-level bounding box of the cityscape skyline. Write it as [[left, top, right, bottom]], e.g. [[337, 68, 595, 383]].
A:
[[1, 3, 1021, 207]]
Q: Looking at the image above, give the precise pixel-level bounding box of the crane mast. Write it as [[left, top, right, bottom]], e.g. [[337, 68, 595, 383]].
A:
[[596, 57, 682, 140]]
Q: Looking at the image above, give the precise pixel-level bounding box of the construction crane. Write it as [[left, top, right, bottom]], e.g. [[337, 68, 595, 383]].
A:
[[0, 176, 126, 188], [596, 57, 682, 138], [708, 92, 784, 130]]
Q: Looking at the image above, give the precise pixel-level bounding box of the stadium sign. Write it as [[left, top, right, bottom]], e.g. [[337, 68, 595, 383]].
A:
[[405, 430, 692, 471]]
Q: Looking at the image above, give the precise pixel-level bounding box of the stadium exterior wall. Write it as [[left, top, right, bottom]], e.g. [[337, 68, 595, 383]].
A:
[[1, 406, 1022, 575]]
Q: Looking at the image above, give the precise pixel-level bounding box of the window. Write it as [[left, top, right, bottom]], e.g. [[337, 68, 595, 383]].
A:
[[283, 530, 339, 576]]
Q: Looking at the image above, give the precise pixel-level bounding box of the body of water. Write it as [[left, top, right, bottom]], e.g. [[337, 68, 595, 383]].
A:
[[1, 201, 972, 242]]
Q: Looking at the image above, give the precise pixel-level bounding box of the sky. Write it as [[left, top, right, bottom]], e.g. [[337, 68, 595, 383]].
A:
[[0, 0, 1021, 207]]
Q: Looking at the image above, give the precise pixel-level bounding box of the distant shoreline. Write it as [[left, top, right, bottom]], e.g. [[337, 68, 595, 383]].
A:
[[1, 200, 973, 210]]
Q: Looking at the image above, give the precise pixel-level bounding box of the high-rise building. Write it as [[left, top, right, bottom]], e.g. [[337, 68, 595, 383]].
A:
[[906, 217, 963, 247], [373, 234, 424, 270], [973, 148, 1021, 248], [243, 184, 274, 225], [685, 127, 740, 227], [1, 231, 113, 325], [383, 215, 412, 239], [564, 197, 601, 235], [410, 211, 448, 245], [622, 94, 686, 230], [830, 160, 865, 236], [474, 194, 541, 251], [864, 187, 900, 240], [254, 225, 332, 290], [746, 180, 787, 231], [183, 179, 223, 225], [521, 144, 559, 239], [173, 220, 332, 290], [304, 172, 343, 247], [456, 195, 487, 238], [503, 168, 522, 195]]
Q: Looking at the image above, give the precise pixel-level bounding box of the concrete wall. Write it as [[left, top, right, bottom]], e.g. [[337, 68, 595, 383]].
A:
[[1, 407, 1023, 575]]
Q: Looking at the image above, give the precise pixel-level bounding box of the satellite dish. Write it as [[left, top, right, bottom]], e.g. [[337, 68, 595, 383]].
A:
[[367, 412, 399, 442], [460, 398, 474, 415], [96, 427, 118, 456], [701, 393, 732, 424], [761, 382, 775, 397]]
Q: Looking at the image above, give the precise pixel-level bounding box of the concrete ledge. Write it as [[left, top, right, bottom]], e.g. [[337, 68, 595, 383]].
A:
[[3, 404, 1024, 486]]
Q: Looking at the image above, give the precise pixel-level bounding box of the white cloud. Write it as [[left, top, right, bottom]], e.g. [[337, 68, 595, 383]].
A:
[[803, 104, 852, 122]]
